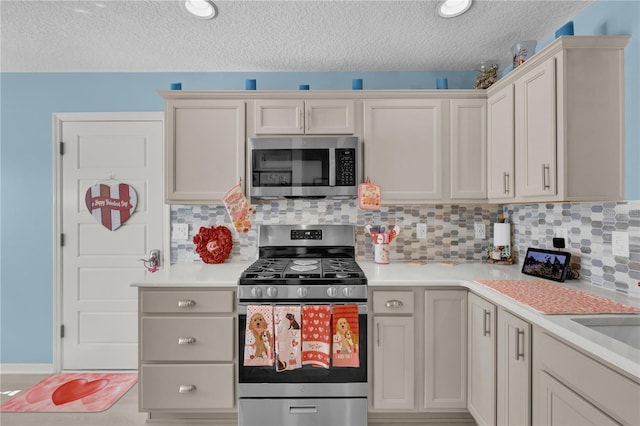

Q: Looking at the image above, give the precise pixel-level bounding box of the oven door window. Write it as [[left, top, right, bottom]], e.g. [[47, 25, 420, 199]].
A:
[[252, 149, 329, 188], [239, 312, 367, 384]]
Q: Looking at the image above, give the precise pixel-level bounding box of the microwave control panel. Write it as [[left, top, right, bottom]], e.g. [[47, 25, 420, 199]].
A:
[[336, 149, 356, 186]]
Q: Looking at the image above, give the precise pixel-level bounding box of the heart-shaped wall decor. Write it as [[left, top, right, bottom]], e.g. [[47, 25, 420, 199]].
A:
[[85, 183, 138, 231]]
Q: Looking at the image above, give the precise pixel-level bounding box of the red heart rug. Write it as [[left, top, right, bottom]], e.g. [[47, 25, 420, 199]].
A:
[[0, 373, 137, 412]]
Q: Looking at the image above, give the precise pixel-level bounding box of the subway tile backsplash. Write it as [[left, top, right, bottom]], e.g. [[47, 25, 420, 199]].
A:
[[171, 199, 640, 299]]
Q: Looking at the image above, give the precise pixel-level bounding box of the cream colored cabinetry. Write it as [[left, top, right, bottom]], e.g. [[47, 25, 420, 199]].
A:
[[497, 309, 531, 426], [487, 85, 515, 201], [449, 99, 487, 201], [364, 99, 445, 203], [371, 290, 415, 410], [533, 328, 640, 426], [424, 290, 467, 411], [164, 99, 245, 204], [253, 99, 355, 134], [486, 36, 629, 203], [370, 288, 470, 423], [138, 288, 236, 420], [467, 292, 497, 426]]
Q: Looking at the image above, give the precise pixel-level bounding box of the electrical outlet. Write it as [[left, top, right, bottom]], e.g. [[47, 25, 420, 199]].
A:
[[474, 223, 486, 239], [612, 231, 629, 257], [172, 223, 189, 240], [554, 228, 568, 247], [417, 223, 427, 239]]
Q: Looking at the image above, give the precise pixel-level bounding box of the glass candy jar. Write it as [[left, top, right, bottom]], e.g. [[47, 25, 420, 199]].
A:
[[474, 61, 499, 89]]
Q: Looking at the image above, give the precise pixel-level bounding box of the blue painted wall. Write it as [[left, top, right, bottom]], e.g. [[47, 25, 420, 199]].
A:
[[1, 0, 638, 365]]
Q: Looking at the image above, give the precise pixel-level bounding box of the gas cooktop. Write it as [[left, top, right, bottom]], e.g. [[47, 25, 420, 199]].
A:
[[240, 257, 366, 284]]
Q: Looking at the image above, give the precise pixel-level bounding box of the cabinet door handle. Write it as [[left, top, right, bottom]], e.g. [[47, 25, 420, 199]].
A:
[[177, 299, 196, 308], [299, 109, 305, 131], [516, 329, 525, 360], [306, 109, 311, 131], [542, 164, 551, 190], [178, 384, 197, 393], [483, 309, 491, 336], [385, 300, 404, 309], [178, 337, 196, 345], [376, 322, 381, 347], [503, 172, 510, 194]]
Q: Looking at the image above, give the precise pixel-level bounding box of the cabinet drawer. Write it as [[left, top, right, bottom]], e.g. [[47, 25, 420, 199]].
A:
[[373, 291, 414, 314], [536, 330, 640, 426], [141, 290, 234, 314], [141, 317, 234, 361], [140, 364, 234, 411]]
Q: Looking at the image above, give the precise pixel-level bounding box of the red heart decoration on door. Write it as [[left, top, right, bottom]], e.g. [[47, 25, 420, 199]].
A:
[[85, 183, 137, 231], [51, 378, 109, 405]]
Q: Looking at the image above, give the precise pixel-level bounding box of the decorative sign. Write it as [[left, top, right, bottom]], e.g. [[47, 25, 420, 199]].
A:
[[358, 178, 381, 210], [223, 183, 255, 233], [85, 183, 137, 231]]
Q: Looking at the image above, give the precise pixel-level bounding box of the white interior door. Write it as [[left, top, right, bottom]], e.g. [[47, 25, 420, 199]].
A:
[[58, 114, 164, 370]]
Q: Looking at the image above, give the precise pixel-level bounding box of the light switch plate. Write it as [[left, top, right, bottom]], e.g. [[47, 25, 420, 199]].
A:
[[474, 223, 486, 239], [172, 223, 189, 240], [612, 231, 629, 257], [417, 223, 427, 239]]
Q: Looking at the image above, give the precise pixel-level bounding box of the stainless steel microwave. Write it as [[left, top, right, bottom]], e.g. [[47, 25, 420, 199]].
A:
[[248, 136, 361, 199]]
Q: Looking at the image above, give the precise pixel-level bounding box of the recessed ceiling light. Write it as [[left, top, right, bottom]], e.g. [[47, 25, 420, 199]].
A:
[[438, 0, 472, 18], [183, 0, 217, 20]]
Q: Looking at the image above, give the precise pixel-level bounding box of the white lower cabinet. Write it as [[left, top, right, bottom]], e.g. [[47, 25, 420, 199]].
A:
[[497, 309, 531, 426], [424, 290, 467, 411], [138, 287, 236, 419], [467, 292, 497, 426], [533, 328, 640, 426], [372, 291, 415, 410], [371, 288, 470, 423]]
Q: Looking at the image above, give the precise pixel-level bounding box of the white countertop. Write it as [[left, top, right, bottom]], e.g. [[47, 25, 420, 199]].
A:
[[133, 260, 640, 380]]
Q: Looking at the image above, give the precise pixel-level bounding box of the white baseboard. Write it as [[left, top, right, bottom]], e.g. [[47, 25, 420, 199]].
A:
[[0, 364, 55, 374]]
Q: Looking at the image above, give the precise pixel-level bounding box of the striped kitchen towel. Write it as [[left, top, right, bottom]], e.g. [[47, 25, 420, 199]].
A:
[[332, 304, 359, 367], [301, 305, 331, 369]]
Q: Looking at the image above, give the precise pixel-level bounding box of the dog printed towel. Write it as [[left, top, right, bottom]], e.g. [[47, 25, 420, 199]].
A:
[[332, 304, 359, 367], [244, 305, 274, 366], [274, 305, 302, 372], [301, 305, 331, 369]]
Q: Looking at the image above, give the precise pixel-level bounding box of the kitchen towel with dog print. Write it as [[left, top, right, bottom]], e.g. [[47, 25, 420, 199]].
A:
[[274, 305, 302, 372], [244, 305, 274, 366], [332, 304, 359, 367], [301, 305, 331, 369]]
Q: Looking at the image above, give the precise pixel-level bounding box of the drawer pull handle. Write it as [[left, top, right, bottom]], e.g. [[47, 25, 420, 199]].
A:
[[483, 309, 491, 336], [177, 299, 196, 308], [385, 300, 403, 309], [178, 384, 197, 393], [178, 337, 196, 345]]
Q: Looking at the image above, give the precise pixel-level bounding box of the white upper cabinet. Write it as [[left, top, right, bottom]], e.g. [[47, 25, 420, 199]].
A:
[[487, 35, 629, 203], [364, 99, 445, 203], [449, 99, 487, 201], [487, 85, 515, 201], [253, 99, 356, 135], [164, 98, 245, 204]]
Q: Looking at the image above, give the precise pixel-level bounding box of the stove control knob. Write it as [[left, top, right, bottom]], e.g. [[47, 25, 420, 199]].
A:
[[342, 287, 354, 297], [297, 287, 308, 298], [266, 287, 278, 298], [327, 287, 338, 298], [251, 287, 263, 298]]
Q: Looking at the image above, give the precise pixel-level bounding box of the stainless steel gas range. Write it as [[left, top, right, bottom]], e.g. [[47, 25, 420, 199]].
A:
[[237, 224, 367, 426]]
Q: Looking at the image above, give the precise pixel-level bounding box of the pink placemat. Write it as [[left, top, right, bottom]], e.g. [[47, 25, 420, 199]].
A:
[[476, 280, 640, 315]]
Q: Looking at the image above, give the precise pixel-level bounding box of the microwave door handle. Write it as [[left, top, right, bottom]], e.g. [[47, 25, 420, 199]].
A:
[[329, 148, 336, 187]]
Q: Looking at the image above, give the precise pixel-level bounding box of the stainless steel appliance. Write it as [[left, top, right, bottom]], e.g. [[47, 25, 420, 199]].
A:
[[238, 224, 367, 426], [248, 136, 361, 199]]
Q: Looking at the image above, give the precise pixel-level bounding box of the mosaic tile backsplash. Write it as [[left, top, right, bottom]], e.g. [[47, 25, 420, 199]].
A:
[[171, 199, 640, 299]]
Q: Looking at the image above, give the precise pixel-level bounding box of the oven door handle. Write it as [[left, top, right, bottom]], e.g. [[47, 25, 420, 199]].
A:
[[289, 405, 318, 415], [238, 304, 368, 315]]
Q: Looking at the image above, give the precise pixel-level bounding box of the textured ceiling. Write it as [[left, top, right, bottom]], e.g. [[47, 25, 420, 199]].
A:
[[1, 0, 593, 72]]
